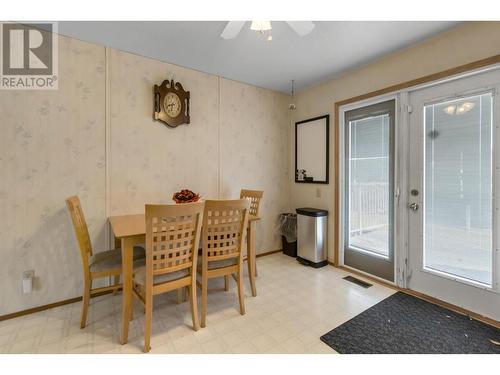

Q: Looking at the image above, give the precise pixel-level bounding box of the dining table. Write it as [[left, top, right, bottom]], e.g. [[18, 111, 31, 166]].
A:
[[109, 212, 260, 345]]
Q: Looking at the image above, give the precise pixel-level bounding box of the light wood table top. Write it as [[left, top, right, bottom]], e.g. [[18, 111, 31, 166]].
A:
[[110, 213, 260, 238], [109, 214, 145, 238]]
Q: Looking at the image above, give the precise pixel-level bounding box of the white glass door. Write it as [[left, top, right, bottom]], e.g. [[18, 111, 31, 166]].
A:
[[408, 69, 500, 321]]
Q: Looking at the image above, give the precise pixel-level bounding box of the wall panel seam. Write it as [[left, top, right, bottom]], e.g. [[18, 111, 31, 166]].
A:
[[105, 47, 111, 248], [217, 76, 221, 199]]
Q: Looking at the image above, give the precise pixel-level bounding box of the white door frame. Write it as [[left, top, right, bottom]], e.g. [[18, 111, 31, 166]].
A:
[[338, 63, 500, 296]]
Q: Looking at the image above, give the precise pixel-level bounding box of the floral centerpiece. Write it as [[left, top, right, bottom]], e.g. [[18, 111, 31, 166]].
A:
[[172, 189, 201, 204]]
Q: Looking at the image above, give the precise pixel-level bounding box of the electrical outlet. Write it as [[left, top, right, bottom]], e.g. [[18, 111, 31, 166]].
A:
[[316, 188, 321, 198], [22, 269, 35, 294]]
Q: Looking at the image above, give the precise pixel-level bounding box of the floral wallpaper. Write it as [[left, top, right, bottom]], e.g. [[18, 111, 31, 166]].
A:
[[220, 79, 291, 254], [108, 49, 220, 215], [109, 49, 291, 256], [0, 36, 291, 316], [0, 35, 106, 315]]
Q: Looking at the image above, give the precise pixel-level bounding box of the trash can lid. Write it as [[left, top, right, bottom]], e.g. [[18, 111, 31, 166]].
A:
[[296, 207, 328, 217]]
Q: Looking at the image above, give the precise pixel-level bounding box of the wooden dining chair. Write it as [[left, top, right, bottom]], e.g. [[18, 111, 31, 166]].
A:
[[132, 202, 204, 352], [66, 196, 145, 329], [240, 189, 264, 217], [240, 189, 263, 276], [198, 199, 250, 328]]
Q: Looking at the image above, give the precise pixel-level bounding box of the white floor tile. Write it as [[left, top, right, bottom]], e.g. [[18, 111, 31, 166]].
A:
[[0, 254, 394, 354]]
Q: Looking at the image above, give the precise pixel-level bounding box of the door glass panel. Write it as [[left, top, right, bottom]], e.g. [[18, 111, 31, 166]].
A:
[[348, 114, 390, 257], [424, 93, 493, 286]]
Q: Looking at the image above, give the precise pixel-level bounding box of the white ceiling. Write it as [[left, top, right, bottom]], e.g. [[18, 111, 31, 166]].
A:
[[54, 21, 460, 93]]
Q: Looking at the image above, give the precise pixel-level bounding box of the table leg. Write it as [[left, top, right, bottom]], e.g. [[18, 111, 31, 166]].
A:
[[247, 221, 257, 297], [120, 237, 133, 345]]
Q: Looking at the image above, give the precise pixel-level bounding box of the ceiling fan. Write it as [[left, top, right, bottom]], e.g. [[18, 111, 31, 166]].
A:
[[221, 21, 315, 40]]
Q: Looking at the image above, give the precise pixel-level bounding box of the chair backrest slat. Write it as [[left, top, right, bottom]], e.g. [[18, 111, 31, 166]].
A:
[[201, 199, 250, 263], [240, 189, 264, 217], [66, 196, 93, 264], [145, 203, 204, 279]]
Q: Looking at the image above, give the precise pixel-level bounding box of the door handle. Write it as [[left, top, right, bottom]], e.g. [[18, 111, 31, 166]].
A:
[[409, 202, 419, 211]]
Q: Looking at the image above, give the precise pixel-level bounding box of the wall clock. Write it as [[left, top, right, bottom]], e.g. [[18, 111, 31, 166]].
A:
[[154, 79, 190, 127]]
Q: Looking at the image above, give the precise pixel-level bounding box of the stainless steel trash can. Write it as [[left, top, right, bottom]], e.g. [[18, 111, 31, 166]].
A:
[[296, 207, 328, 268]]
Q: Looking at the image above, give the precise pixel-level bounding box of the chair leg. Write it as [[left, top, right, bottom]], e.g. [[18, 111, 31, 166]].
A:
[[80, 278, 91, 329], [177, 288, 184, 304], [113, 275, 120, 295], [247, 222, 257, 295], [201, 274, 208, 328], [247, 253, 257, 297], [224, 275, 229, 291], [144, 290, 153, 353], [237, 269, 246, 316], [189, 285, 200, 331]]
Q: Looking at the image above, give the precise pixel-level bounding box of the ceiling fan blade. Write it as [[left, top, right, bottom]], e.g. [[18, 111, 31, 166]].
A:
[[286, 21, 315, 37], [221, 21, 246, 39]]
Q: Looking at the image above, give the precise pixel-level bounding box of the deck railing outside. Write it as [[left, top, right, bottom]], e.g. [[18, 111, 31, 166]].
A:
[[349, 182, 388, 235]]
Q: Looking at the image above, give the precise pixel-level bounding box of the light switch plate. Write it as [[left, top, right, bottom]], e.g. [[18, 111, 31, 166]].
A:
[[23, 270, 35, 279]]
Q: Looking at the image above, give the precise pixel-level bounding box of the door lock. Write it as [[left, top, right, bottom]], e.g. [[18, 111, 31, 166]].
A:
[[409, 202, 419, 211]]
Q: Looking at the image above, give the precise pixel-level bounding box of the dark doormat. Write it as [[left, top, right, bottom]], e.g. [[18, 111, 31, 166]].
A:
[[320, 292, 500, 353]]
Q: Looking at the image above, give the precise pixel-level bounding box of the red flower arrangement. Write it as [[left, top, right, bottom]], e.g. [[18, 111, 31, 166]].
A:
[[172, 189, 200, 204]]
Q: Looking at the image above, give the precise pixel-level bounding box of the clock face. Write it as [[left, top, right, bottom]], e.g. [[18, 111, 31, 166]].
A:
[[163, 92, 182, 118], [154, 80, 190, 127]]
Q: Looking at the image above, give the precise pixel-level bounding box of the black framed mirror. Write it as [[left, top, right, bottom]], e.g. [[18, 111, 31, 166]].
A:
[[295, 115, 329, 184]]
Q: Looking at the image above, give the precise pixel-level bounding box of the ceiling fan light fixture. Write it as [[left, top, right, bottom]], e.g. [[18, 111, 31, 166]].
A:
[[250, 21, 272, 32], [460, 101, 475, 113], [443, 101, 475, 115], [221, 21, 314, 40], [444, 105, 456, 115]]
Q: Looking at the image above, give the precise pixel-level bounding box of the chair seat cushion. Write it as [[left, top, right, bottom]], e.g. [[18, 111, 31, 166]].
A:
[[133, 266, 189, 286], [197, 256, 238, 271], [89, 246, 146, 272]]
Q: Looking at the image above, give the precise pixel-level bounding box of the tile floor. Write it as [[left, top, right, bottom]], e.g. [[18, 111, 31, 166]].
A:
[[0, 253, 395, 354]]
